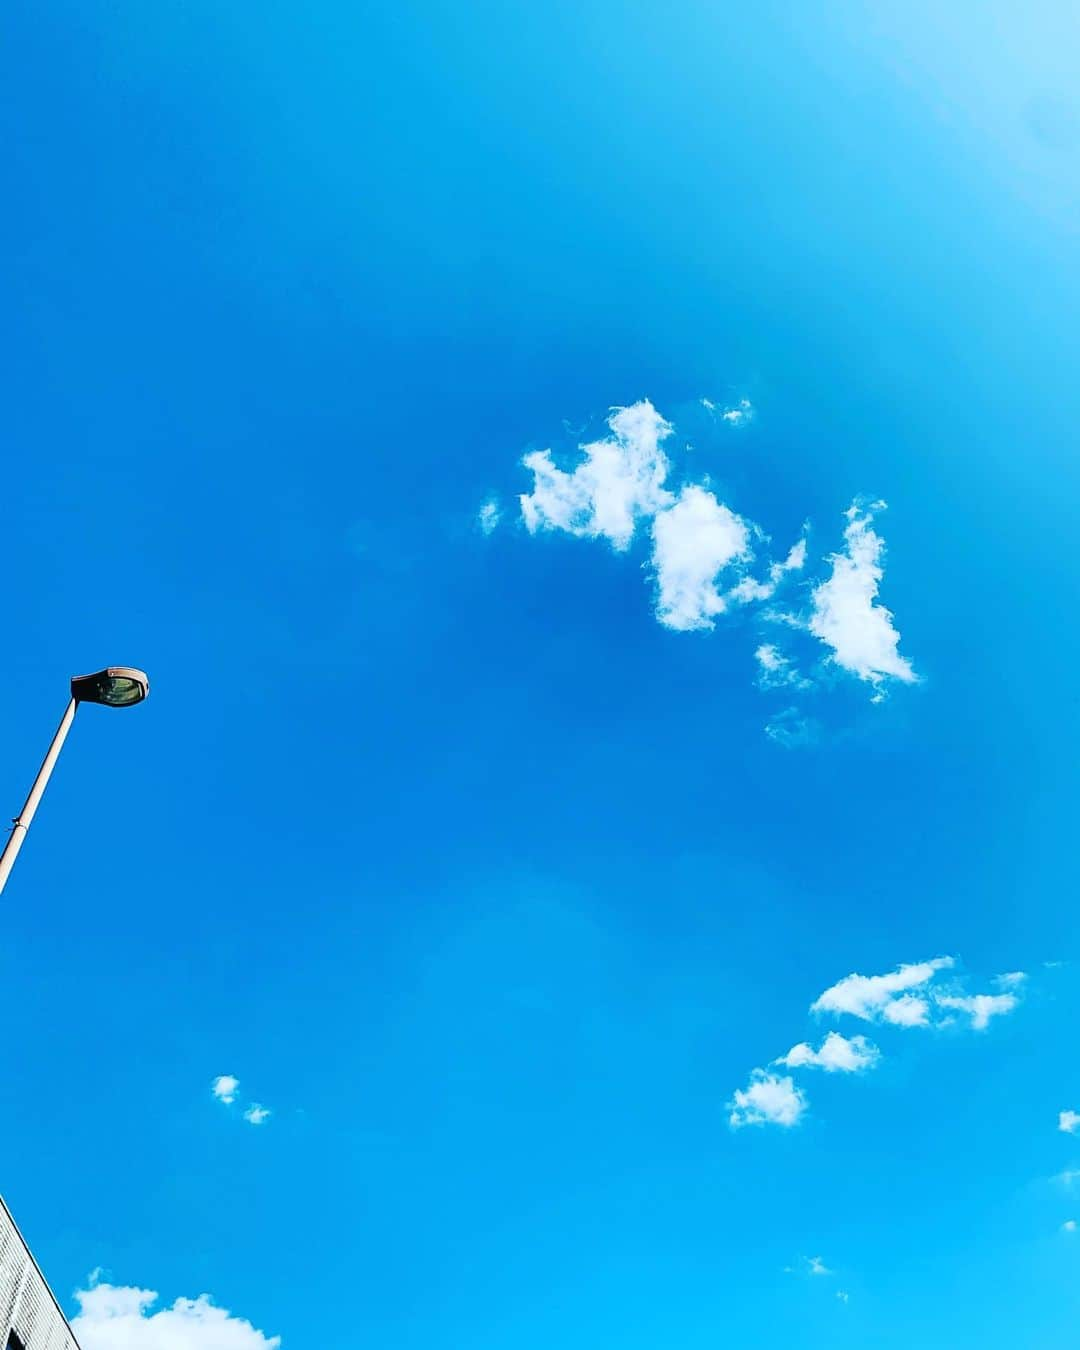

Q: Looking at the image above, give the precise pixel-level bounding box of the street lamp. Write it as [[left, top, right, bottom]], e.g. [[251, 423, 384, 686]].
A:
[[0, 667, 150, 896]]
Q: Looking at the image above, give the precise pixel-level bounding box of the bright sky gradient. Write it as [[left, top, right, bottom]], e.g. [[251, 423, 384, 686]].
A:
[[4, 2, 1080, 1348]]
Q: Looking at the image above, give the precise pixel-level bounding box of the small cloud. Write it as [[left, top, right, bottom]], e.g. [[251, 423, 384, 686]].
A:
[[1055, 1169, 1080, 1187], [477, 499, 500, 535], [1060, 1111, 1080, 1135], [764, 707, 819, 749], [776, 1032, 880, 1074], [996, 971, 1027, 989], [211, 1075, 239, 1106], [721, 398, 753, 425], [755, 643, 811, 691], [807, 1256, 831, 1276], [934, 991, 1018, 1030], [1063, 1220, 1077, 1233], [837, 1290, 850, 1304], [808, 500, 915, 691], [729, 1070, 807, 1129], [243, 1104, 271, 1126]]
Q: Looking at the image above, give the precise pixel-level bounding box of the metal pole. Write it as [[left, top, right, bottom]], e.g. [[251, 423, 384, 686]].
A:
[[0, 698, 77, 896]]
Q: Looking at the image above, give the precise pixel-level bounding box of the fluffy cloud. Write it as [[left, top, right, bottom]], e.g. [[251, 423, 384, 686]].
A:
[[729, 1070, 807, 1129], [211, 1075, 238, 1105], [508, 399, 919, 729], [243, 1105, 271, 1126], [519, 400, 673, 549], [71, 1282, 279, 1350], [1060, 1111, 1080, 1134], [775, 1032, 879, 1073], [808, 501, 916, 690], [650, 485, 751, 630], [934, 991, 1018, 1030], [996, 971, 1027, 989], [811, 958, 954, 1024]]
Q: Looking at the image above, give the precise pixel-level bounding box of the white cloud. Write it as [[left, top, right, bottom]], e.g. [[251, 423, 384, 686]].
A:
[[650, 485, 752, 630], [881, 995, 931, 1027], [211, 1075, 238, 1106], [477, 499, 500, 535], [1060, 1111, 1080, 1134], [808, 501, 915, 690], [519, 400, 673, 550], [71, 1281, 280, 1350], [755, 643, 810, 691], [771, 536, 807, 581], [1063, 1220, 1077, 1233], [996, 971, 1027, 989], [807, 1256, 831, 1276], [776, 1032, 879, 1073], [811, 958, 954, 1024], [837, 1291, 850, 1304], [729, 1070, 807, 1129], [1055, 1169, 1080, 1187], [722, 398, 753, 425], [243, 1105, 271, 1126], [934, 991, 1018, 1030]]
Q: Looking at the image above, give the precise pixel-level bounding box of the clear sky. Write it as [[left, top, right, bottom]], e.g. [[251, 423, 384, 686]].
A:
[[4, 2, 1080, 1348]]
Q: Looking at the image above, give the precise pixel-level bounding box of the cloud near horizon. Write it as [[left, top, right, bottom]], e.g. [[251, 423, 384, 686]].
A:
[[71, 1280, 280, 1350]]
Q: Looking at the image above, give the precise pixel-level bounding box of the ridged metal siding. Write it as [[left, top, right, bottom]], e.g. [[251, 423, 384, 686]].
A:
[[0, 1198, 80, 1350]]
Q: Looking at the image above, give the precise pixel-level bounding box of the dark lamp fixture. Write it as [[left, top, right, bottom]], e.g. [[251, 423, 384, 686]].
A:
[[70, 667, 150, 708]]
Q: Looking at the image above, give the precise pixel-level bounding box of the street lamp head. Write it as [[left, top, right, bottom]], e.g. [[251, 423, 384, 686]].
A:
[[70, 666, 150, 708]]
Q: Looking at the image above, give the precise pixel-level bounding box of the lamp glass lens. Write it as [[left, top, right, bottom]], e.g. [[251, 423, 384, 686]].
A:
[[101, 676, 142, 705]]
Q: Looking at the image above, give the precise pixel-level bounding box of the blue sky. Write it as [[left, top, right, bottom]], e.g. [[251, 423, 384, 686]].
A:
[[4, 1, 1080, 1347]]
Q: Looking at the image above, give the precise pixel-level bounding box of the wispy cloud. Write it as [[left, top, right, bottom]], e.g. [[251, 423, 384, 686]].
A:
[[996, 971, 1027, 989], [764, 707, 819, 749], [1060, 1111, 1080, 1135], [934, 992, 1018, 1030], [211, 1075, 239, 1105], [808, 501, 916, 693], [729, 1070, 807, 1129], [1063, 1220, 1077, 1233], [243, 1104, 271, 1126], [477, 499, 500, 535], [72, 1279, 280, 1350], [755, 643, 810, 691], [775, 1032, 879, 1073]]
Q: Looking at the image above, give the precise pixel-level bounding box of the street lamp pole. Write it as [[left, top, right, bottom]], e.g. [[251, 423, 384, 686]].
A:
[[0, 666, 149, 898], [0, 698, 78, 896]]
